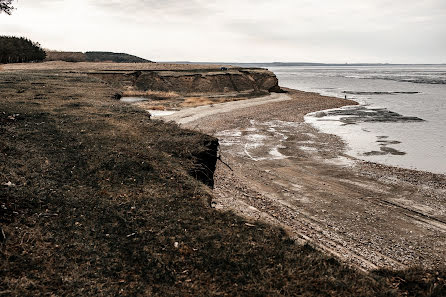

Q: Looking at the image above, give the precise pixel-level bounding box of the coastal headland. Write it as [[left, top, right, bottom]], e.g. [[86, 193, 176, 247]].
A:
[[1, 62, 445, 296]]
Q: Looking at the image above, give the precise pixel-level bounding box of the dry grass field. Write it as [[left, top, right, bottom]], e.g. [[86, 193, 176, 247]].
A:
[[122, 89, 181, 100], [1, 61, 238, 72]]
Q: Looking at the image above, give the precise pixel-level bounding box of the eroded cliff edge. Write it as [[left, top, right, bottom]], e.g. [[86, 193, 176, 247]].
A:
[[88, 67, 283, 96], [84, 67, 281, 187]]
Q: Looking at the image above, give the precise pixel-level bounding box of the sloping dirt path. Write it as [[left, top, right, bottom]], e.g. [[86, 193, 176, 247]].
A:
[[161, 93, 292, 125]]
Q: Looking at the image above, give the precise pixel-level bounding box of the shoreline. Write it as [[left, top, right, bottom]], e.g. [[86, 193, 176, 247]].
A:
[[296, 90, 446, 179], [304, 101, 446, 175], [159, 86, 446, 178], [161, 88, 446, 271]]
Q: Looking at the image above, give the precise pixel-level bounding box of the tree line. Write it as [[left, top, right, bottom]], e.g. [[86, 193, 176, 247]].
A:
[[85, 52, 151, 63], [44, 51, 152, 63], [0, 0, 14, 15], [0, 36, 46, 64]]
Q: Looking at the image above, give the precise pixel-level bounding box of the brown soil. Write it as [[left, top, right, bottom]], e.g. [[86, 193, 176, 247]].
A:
[[1, 66, 445, 296]]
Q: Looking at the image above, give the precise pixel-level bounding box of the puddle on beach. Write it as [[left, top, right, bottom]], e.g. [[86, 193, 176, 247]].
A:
[[146, 110, 176, 117], [120, 97, 177, 117], [120, 97, 149, 103]]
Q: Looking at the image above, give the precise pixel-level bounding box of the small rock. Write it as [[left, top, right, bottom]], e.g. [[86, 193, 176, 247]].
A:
[[2, 181, 16, 187], [112, 92, 122, 100]]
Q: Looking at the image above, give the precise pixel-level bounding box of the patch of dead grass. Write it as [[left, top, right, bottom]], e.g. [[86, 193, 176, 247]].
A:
[[181, 97, 214, 107], [122, 90, 180, 100], [140, 104, 166, 110]]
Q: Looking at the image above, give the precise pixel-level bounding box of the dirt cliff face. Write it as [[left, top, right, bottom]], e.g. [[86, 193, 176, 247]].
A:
[[89, 68, 282, 96], [188, 138, 219, 188]]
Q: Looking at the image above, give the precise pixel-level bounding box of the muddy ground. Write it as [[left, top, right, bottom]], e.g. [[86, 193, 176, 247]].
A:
[[1, 67, 445, 296]]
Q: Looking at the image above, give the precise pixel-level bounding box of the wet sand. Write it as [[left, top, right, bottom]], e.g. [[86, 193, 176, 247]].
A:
[[160, 89, 446, 271]]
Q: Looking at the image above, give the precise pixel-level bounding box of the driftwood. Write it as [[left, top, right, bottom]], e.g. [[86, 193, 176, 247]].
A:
[[217, 155, 233, 171]]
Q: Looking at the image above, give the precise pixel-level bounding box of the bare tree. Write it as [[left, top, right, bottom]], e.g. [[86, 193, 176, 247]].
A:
[[0, 0, 14, 15]]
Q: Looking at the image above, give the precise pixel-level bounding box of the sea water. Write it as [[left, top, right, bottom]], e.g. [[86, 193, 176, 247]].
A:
[[268, 65, 446, 174]]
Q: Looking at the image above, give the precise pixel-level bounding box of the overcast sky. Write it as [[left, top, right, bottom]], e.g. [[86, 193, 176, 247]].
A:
[[1, 0, 445, 63]]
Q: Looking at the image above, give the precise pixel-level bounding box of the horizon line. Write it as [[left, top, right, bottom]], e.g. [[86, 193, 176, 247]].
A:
[[159, 61, 446, 66]]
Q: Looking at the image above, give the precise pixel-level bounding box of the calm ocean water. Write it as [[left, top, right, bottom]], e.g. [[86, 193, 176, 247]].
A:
[[268, 65, 446, 174]]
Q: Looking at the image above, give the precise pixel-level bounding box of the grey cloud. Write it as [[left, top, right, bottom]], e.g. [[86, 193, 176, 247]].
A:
[[2, 0, 445, 62], [92, 0, 216, 17]]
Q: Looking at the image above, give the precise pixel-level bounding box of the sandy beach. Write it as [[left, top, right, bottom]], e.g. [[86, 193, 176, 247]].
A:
[[161, 88, 446, 271]]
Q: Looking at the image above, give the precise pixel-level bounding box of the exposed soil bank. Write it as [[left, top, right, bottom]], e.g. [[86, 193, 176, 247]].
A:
[[89, 68, 281, 96], [2, 61, 282, 96], [189, 138, 219, 188]]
